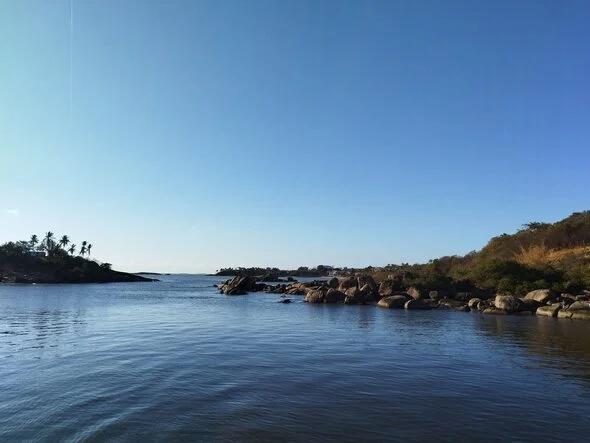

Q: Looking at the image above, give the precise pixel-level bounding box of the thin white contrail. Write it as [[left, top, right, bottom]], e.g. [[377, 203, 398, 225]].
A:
[[69, 0, 74, 125]]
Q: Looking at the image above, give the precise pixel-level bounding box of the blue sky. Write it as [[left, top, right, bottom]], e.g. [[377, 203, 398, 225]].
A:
[[1, 0, 589, 273]]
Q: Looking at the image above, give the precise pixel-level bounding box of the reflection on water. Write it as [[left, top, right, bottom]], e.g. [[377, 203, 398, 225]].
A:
[[1, 275, 590, 442], [476, 314, 590, 382]]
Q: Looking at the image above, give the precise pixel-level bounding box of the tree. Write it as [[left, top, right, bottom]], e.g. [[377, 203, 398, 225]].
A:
[[30, 235, 38, 250], [79, 244, 87, 256], [59, 235, 70, 249], [43, 231, 56, 255], [87, 243, 92, 257], [68, 244, 76, 255]]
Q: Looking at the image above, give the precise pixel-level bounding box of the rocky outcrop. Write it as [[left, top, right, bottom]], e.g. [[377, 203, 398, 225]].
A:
[[218, 275, 258, 295], [377, 295, 409, 309]]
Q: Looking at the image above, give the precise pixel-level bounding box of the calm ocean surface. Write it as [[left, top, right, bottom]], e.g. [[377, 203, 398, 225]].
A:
[[1, 274, 590, 442]]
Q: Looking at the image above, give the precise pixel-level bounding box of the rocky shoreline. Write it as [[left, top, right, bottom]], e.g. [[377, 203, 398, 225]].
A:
[[218, 274, 590, 320]]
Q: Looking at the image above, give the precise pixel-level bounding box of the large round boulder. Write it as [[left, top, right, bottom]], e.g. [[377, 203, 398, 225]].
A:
[[377, 295, 408, 309], [494, 295, 522, 313]]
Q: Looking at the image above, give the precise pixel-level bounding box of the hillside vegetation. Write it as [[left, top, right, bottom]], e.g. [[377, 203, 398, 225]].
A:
[[372, 211, 590, 296]]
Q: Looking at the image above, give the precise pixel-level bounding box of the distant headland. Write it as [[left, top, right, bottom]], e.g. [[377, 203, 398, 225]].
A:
[[217, 211, 590, 320], [0, 232, 155, 284]]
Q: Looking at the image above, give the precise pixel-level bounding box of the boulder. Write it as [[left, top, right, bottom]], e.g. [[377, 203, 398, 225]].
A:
[[304, 289, 325, 304], [344, 287, 363, 304], [278, 299, 292, 304], [407, 287, 424, 300], [324, 288, 346, 303], [377, 295, 408, 309], [494, 295, 522, 313], [477, 299, 493, 312], [566, 301, 590, 312], [378, 281, 396, 298], [328, 277, 339, 289], [524, 289, 556, 304], [468, 298, 481, 309], [219, 275, 257, 295], [557, 310, 574, 319], [339, 277, 357, 291], [536, 304, 561, 318], [404, 299, 433, 310], [359, 284, 377, 302], [357, 275, 378, 294]]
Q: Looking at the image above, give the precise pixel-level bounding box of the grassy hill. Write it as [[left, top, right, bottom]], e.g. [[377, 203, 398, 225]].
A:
[[372, 211, 590, 295]]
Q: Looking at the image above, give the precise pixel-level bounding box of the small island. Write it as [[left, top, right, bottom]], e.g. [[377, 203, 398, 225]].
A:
[[0, 232, 156, 284]]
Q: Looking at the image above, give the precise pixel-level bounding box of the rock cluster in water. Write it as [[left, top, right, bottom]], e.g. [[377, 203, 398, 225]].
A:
[[217, 275, 590, 320]]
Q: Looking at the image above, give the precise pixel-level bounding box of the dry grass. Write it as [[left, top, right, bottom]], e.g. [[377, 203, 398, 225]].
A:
[[515, 244, 590, 268]]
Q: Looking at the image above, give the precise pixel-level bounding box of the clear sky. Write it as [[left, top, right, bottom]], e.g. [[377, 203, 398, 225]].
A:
[[1, 0, 589, 273]]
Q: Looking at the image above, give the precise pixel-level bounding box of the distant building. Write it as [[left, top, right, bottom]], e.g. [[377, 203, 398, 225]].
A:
[[28, 251, 46, 258]]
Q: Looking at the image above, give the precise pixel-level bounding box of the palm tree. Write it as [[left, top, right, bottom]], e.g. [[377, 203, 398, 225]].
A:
[[86, 243, 92, 257], [80, 241, 87, 256], [59, 235, 70, 249], [43, 231, 55, 254], [30, 234, 38, 251], [68, 244, 76, 255]]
